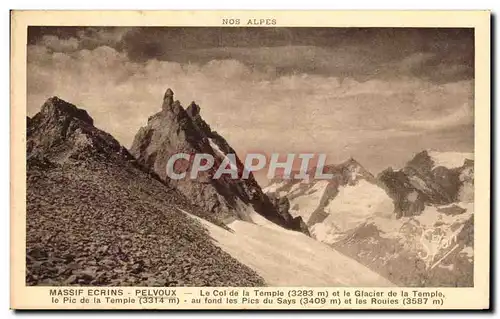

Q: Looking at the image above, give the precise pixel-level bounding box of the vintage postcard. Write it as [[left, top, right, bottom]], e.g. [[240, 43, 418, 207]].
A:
[[10, 10, 490, 310]]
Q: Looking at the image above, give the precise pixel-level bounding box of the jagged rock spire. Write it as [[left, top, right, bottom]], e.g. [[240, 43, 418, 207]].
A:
[[186, 101, 200, 118], [162, 88, 174, 112], [130, 89, 309, 234]]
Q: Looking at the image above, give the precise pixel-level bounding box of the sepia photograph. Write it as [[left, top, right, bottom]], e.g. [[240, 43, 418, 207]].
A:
[[25, 25, 475, 287], [10, 10, 490, 310]]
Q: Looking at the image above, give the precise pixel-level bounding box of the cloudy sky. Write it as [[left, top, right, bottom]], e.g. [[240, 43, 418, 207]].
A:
[[27, 27, 474, 180]]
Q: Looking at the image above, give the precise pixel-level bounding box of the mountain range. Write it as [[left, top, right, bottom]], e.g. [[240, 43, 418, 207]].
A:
[[264, 150, 474, 286], [26, 89, 473, 287]]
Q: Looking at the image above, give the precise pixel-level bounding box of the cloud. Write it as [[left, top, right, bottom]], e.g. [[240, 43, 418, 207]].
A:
[[179, 46, 472, 83], [40, 35, 79, 52], [403, 102, 474, 130], [26, 38, 474, 173], [29, 27, 474, 83], [28, 27, 130, 52]]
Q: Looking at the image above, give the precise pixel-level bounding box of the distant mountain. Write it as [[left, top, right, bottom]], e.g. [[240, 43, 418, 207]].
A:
[[333, 202, 473, 287], [130, 89, 308, 234], [339, 150, 474, 287], [263, 152, 474, 286], [264, 158, 392, 242], [378, 150, 474, 217], [26, 96, 265, 286]]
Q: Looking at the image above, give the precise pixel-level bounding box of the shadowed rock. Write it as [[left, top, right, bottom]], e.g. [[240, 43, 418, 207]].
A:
[[162, 88, 174, 112], [378, 150, 473, 218]]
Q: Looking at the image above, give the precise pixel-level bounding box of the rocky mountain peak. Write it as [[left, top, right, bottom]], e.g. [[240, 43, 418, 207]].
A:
[[28, 96, 129, 163], [378, 150, 474, 218], [406, 150, 434, 173], [26, 96, 266, 287], [162, 88, 175, 111], [160, 88, 186, 120], [319, 157, 375, 185], [130, 89, 309, 234], [40, 96, 94, 126], [345, 156, 357, 163], [186, 101, 201, 118], [164, 88, 174, 97], [341, 156, 366, 170]]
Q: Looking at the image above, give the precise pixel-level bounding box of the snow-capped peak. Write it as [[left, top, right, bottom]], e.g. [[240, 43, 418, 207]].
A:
[[427, 150, 473, 169]]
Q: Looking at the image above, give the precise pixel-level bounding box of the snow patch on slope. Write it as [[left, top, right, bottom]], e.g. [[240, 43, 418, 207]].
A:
[[310, 180, 394, 243], [180, 209, 394, 287], [262, 181, 287, 194], [416, 202, 473, 227], [408, 175, 432, 193], [288, 180, 330, 222], [288, 181, 307, 196], [231, 198, 260, 223], [209, 138, 226, 157], [366, 202, 474, 266], [368, 202, 473, 240], [428, 151, 473, 169]]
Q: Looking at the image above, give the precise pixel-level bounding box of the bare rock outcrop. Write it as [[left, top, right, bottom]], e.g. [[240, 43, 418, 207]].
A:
[[377, 150, 474, 218], [130, 88, 308, 233]]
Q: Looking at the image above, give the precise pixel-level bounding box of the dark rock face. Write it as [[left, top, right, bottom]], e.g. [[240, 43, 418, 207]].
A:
[[378, 150, 473, 218], [457, 159, 474, 202], [403, 151, 461, 204], [437, 204, 467, 216], [130, 89, 308, 233], [268, 194, 310, 236], [377, 168, 426, 218], [26, 97, 265, 286], [27, 96, 132, 163]]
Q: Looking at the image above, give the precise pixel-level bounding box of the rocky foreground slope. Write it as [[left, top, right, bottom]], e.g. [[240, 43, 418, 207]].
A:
[[264, 153, 474, 287], [130, 89, 308, 234], [26, 97, 265, 286]]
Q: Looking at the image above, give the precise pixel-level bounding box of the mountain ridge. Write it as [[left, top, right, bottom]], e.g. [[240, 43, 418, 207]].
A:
[[25, 94, 398, 287], [378, 149, 473, 218], [130, 88, 309, 234], [263, 149, 474, 286], [26, 96, 266, 286]]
